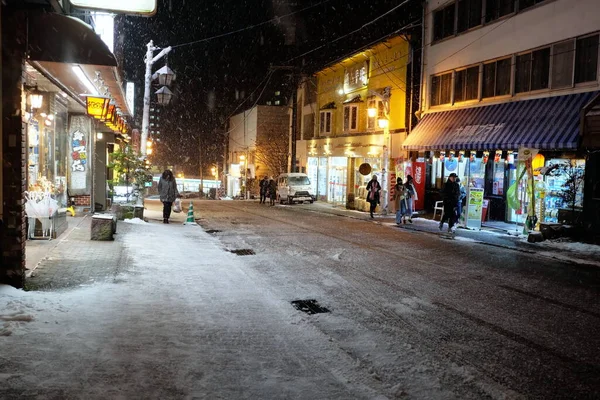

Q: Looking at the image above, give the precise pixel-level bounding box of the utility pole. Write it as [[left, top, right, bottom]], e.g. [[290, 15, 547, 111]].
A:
[[269, 66, 300, 173], [141, 40, 172, 156]]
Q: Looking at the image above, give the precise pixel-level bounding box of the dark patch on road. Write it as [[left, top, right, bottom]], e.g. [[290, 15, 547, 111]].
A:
[[229, 249, 255, 256], [205, 229, 221, 234], [291, 299, 330, 314]]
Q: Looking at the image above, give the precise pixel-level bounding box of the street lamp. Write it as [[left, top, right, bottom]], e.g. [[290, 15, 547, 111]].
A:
[[141, 40, 174, 156], [155, 86, 173, 105]]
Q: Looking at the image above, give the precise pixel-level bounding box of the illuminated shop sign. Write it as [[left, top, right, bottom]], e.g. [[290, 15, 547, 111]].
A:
[[69, 0, 157, 15]]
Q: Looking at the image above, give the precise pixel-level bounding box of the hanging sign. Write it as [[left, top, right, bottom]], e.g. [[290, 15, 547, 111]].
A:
[[69, 0, 157, 15]]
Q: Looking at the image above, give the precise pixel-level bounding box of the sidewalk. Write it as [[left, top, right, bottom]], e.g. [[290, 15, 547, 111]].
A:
[[302, 201, 600, 268]]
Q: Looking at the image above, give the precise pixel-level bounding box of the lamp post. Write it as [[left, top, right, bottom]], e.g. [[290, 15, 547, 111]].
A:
[[141, 40, 175, 156], [368, 87, 391, 215]]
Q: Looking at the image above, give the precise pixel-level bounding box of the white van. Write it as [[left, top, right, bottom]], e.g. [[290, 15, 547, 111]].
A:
[[276, 173, 315, 204]]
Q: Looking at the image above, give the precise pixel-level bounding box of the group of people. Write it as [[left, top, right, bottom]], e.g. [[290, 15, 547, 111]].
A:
[[259, 176, 277, 206], [364, 174, 418, 223], [439, 173, 467, 233]]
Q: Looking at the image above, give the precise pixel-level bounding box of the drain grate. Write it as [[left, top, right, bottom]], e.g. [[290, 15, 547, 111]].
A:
[[229, 249, 255, 256], [205, 229, 221, 234], [291, 299, 330, 314]]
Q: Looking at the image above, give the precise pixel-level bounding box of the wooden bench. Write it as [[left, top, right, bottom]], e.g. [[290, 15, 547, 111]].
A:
[[91, 214, 117, 241]]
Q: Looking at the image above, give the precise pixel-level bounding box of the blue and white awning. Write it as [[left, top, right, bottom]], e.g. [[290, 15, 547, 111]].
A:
[[404, 92, 598, 150]]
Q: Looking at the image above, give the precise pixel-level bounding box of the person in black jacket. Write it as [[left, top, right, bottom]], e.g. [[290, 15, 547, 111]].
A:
[[366, 175, 381, 219], [439, 173, 460, 232], [259, 175, 269, 204]]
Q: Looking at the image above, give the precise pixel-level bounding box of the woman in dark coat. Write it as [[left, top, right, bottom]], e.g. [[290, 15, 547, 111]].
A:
[[366, 175, 381, 219], [268, 178, 277, 206], [158, 169, 179, 224]]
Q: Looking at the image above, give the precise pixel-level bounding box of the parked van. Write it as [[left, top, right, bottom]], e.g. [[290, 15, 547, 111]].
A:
[[276, 173, 315, 204]]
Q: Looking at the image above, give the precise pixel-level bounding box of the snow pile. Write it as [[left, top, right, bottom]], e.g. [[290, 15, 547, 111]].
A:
[[123, 217, 147, 225], [0, 285, 36, 336]]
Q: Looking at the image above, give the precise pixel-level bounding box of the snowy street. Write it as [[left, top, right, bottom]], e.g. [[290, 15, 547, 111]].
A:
[[2, 200, 600, 399]]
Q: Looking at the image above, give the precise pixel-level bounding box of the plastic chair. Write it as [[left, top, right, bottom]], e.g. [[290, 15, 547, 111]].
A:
[[433, 201, 444, 220]]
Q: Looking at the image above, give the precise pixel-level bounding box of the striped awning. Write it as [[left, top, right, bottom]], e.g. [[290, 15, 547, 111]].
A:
[[404, 91, 598, 150]]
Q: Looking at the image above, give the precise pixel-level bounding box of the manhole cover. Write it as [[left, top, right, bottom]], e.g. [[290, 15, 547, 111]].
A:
[[229, 249, 255, 256], [206, 229, 221, 234], [291, 299, 330, 314]]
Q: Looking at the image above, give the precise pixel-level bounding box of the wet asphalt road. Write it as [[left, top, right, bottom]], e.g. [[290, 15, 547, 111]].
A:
[[190, 199, 600, 399]]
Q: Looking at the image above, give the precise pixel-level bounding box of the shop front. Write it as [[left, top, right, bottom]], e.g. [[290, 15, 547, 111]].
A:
[[305, 134, 389, 208], [404, 91, 597, 227]]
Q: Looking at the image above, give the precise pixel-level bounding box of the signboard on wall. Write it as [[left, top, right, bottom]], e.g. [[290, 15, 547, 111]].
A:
[[69, 0, 157, 15]]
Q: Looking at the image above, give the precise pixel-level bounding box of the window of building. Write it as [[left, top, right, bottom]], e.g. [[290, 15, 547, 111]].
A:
[[518, 0, 546, 12], [551, 40, 575, 89], [454, 65, 480, 102], [433, 2, 455, 42], [575, 34, 599, 84], [485, 0, 514, 22], [515, 48, 550, 93], [343, 105, 359, 132], [431, 73, 452, 106], [319, 110, 332, 135], [366, 99, 385, 130], [457, 0, 482, 33]]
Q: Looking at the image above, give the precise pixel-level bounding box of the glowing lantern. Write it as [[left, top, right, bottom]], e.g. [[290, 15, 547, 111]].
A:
[[532, 153, 545, 175], [86, 96, 110, 119]]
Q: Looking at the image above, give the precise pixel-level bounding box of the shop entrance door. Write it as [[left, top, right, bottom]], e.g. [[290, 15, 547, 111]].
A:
[[328, 157, 347, 205]]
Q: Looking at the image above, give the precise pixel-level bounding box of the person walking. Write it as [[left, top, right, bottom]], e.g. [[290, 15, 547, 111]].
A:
[[403, 175, 418, 224], [393, 177, 406, 225], [366, 175, 381, 219], [456, 177, 467, 226], [259, 175, 269, 204], [439, 173, 460, 232], [158, 169, 179, 224], [268, 177, 277, 206]]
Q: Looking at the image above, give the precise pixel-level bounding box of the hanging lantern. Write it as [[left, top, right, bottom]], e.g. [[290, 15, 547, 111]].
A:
[[494, 150, 502, 163], [86, 96, 110, 119], [469, 151, 476, 162], [155, 86, 173, 105], [29, 88, 44, 110], [532, 153, 545, 175], [449, 151, 455, 161], [439, 151, 446, 162], [458, 151, 465, 162], [155, 65, 176, 86], [105, 104, 116, 122], [483, 151, 490, 164]]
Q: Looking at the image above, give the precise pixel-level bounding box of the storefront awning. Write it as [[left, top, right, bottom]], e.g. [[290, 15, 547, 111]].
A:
[[404, 92, 598, 151], [27, 12, 117, 66]]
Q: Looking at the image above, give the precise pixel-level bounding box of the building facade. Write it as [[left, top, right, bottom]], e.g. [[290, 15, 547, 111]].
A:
[[296, 36, 419, 211], [405, 0, 600, 228], [1, 1, 131, 287], [227, 105, 289, 198]]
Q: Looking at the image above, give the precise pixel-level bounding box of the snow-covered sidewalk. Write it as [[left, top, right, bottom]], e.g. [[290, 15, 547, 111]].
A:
[[1, 219, 387, 399]]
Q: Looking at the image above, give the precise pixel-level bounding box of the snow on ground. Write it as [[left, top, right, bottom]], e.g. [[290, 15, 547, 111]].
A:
[[0, 220, 395, 399], [123, 217, 147, 225]]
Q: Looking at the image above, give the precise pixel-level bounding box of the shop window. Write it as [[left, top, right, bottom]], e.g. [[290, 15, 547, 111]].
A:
[[433, 2, 455, 42], [454, 65, 479, 102], [482, 58, 511, 98], [551, 40, 575, 89], [575, 34, 599, 84], [343, 105, 359, 132], [457, 0, 482, 33], [515, 48, 550, 93], [430, 73, 452, 106], [319, 110, 332, 135], [485, 0, 514, 22]]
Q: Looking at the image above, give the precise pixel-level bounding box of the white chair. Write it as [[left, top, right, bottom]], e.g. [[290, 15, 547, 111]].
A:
[[433, 201, 444, 220]]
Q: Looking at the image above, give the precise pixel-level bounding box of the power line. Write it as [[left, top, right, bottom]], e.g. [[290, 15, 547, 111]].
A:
[[285, 0, 416, 64], [170, 0, 331, 49]]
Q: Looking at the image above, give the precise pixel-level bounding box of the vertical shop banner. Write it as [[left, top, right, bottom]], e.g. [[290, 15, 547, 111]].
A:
[[389, 172, 396, 206], [466, 187, 484, 230], [413, 161, 425, 210], [69, 116, 91, 193]]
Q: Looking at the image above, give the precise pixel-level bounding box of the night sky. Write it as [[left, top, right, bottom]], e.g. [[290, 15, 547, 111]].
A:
[[118, 0, 422, 175]]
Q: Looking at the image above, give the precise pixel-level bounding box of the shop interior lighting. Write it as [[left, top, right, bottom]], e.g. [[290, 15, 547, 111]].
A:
[[72, 65, 98, 95]]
